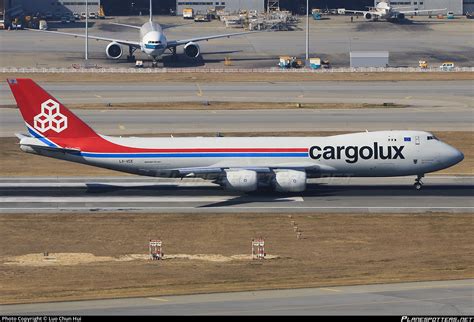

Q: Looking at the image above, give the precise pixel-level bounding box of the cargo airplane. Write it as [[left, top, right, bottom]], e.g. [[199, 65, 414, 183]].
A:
[[346, 1, 446, 22], [26, 0, 257, 66], [8, 79, 464, 192]]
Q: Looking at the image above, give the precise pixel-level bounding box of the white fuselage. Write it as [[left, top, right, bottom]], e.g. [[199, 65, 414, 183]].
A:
[[139, 21, 168, 59], [24, 130, 464, 180]]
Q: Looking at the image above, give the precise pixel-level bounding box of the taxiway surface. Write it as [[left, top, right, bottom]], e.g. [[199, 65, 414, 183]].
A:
[[2, 279, 472, 315], [1, 176, 472, 213], [1, 107, 473, 137], [1, 15, 473, 68], [1, 81, 472, 107]]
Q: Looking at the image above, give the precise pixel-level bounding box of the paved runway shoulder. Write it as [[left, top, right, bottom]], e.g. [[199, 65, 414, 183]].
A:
[[2, 279, 472, 315]]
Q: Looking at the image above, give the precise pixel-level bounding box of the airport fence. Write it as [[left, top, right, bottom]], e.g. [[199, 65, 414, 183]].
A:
[[1, 66, 473, 73]]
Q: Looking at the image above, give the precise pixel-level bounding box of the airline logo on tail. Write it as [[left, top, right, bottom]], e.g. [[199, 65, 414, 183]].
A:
[[33, 99, 68, 133]]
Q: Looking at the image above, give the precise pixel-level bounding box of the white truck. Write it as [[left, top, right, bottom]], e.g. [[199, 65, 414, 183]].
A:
[[183, 8, 194, 19]]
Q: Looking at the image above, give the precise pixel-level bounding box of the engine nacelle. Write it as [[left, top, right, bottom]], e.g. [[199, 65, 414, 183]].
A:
[[273, 170, 307, 192], [223, 170, 258, 192], [364, 12, 373, 20], [397, 13, 405, 20], [183, 42, 200, 58], [106, 42, 123, 60]]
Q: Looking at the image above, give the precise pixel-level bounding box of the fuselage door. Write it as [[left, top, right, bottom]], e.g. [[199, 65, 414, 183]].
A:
[[415, 136, 420, 145]]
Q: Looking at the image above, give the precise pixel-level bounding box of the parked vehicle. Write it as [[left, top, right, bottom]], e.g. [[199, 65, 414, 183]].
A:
[[39, 20, 48, 30], [439, 62, 455, 71], [418, 60, 428, 69], [183, 8, 194, 19], [89, 12, 97, 19]]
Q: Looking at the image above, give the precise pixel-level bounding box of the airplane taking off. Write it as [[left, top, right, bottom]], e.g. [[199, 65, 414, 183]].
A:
[[27, 0, 258, 66], [8, 79, 464, 192], [346, 1, 446, 22]]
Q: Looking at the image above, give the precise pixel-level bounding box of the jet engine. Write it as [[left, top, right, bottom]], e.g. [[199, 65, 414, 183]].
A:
[[183, 42, 200, 58], [364, 12, 373, 20], [106, 42, 123, 60], [397, 13, 405, 20], [273, 170, 307, 192], [223, 170, 258, 192]]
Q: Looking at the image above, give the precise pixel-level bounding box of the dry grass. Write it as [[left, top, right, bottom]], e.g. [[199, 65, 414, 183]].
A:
[[0, 212, 472, 304], [2, 72, 473, 83], [0, 131, 471, 177]]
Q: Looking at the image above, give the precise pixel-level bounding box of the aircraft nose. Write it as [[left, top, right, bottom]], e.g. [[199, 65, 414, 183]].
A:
[[447, 146, 464, 165]]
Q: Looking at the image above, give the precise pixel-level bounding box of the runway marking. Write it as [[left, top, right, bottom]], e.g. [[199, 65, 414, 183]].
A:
[[94, 95, 102, 98], [319, 288, 342, 293], [119, 125, 126, 130], [196, 83, 203, 97], [147, 298, 170, 302]]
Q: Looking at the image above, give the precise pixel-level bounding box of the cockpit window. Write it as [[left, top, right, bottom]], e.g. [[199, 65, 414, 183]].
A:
[[427, 135, 438, 141]]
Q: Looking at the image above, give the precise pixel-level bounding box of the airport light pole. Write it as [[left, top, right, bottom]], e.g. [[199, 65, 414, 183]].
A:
[[85, 0, 89, 61], [305, 0, 310, 64]]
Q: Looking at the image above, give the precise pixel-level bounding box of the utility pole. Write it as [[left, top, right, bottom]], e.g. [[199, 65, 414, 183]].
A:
[[85, 0, 89, 61], [305, 0, 309, 63]]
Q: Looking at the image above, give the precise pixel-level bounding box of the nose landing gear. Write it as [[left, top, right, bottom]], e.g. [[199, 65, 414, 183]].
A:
[[414, 174, 424, 190]]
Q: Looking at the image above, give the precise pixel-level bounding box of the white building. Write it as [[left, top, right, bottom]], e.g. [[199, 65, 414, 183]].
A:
[[176, 0, 264, 15]]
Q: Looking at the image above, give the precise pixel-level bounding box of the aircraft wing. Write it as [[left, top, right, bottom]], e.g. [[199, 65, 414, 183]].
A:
[[25, 28, 141, 48], [167, 30, 259, 47], [399, 8, 447, 14], [174, 163, 335, 177], [109, 22, 142, 30], [345, 10, 368, 14]]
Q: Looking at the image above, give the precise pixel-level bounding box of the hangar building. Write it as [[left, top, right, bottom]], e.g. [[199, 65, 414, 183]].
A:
[[4, 0, 101, 17], [176, 0, 264, 15]]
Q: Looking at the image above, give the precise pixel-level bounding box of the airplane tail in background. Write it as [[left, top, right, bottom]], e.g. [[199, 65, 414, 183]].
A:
[[7, 78, 100, 141]]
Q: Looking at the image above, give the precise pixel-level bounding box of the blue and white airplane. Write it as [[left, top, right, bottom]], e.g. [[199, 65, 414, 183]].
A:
[[28, 0, 258, 66]]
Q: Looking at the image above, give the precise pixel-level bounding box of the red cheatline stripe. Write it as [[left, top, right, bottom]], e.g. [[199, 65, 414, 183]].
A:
[[97, 148, 309, 153]]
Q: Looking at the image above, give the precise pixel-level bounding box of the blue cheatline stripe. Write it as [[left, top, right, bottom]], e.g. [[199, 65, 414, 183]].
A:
[[26, 126, 58, 148], [80, 152, 309, 158], [145, 44, 163, 49]]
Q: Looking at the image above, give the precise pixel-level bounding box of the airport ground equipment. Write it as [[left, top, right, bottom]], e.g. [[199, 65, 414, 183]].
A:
[[149, 240, 163, 260], [312, 10, 322, 20], [98, 5, 106, 19], [440, 62, 455, 71], [183, 8, 194, 19], [279, 56, 303, 69], [252, 238, 265, 260], [418, 60, 428, 69]]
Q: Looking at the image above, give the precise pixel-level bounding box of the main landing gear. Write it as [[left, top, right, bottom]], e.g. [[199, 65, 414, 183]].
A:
[[127, 46, 137, 62], [414, 174, 424, 190], [169, 46, 178, 61]]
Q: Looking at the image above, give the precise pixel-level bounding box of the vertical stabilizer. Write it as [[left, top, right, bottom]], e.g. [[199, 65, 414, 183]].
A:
[[150, 0, 153, 22]]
